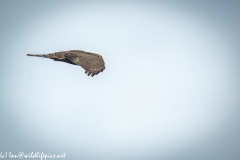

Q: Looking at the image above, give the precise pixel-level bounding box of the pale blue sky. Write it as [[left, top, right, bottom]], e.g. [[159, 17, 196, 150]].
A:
[[0, 1, 240, 160]]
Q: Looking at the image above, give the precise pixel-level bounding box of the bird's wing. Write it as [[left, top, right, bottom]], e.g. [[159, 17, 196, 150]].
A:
[[64, 51, 105, 77]]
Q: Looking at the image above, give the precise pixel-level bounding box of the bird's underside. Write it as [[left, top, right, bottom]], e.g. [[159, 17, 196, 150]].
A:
[[27, 50, 106, 77]]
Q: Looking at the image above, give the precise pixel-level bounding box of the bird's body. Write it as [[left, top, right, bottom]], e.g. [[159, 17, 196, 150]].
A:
[[27, 50, 105, 77]]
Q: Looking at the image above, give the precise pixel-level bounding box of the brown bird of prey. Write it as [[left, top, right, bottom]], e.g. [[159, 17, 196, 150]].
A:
[[27, 50, 106, 77]]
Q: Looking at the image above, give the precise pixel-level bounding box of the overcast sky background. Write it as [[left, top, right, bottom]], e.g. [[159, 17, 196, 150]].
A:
[[0, 0, 240, 160]]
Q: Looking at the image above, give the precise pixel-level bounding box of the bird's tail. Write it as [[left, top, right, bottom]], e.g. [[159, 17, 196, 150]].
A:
[[27, 53, 60, 59]]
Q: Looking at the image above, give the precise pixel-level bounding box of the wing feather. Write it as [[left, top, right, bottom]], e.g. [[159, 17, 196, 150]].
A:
[[64, 51, 105, 76]]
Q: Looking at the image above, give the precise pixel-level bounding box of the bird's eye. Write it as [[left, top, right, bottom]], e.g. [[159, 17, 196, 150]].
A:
[[98, 55, 102, 58]]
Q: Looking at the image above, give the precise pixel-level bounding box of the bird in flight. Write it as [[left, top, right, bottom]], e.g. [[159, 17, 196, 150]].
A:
[[27, 50, 106, 77]]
